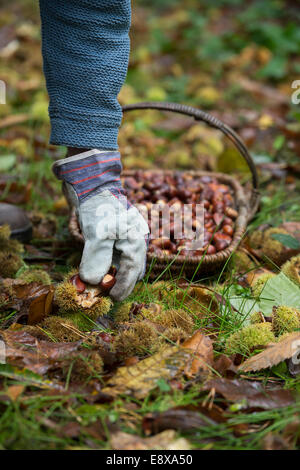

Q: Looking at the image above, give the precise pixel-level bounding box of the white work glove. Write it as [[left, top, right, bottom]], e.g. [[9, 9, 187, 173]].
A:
[[53, 149, 149, 301]]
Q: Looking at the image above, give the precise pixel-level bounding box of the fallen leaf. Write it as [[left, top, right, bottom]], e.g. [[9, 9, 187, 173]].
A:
[[0, 330, 83, 376], [258, 273, 300, 314], [0, 178, 32, 205], [204, 378, 295, 410], [142, 409, 216, 435], [110, 430, 190, 450], [11, 283, 55, 325], [102, 345, 186, 398], [0, 154, 16, 171], [263, 433, 292, 450], [213, 354, 238, 378], [6, 384, 25, 401], [102, 330, 211, 398], [182, 331, 213, 377], [0, 364, 64, 391], [239, 332, 300, 372]]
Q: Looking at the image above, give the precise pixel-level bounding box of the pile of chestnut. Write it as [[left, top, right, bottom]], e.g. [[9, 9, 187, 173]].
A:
[[122, 171, 238, 257]]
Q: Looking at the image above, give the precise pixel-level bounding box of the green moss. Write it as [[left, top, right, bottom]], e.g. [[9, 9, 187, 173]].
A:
[[272, 306, 300, 336], [225, 323, 275, 356]]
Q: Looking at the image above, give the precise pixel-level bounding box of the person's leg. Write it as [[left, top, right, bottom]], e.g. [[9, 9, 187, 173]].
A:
[[39, 0, 131, 150], [39, 0, 148, 301]]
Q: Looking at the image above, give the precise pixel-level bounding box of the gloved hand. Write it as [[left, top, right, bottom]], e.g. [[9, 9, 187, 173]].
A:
[[53, 149, 149, 301]]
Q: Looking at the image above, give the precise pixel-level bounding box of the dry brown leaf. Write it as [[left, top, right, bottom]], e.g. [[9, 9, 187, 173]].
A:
[[204, 378, 295, 410], [239, 332, 300, 372], [102, 345, 185, 398], [102, 330, 212, 398], [182, 330, 213, 377], [6, 384, 25, 401], [142, 408, 216, 435], [242, 268, 273, 290], [110, 430, 190, 450], [10, 283, 55, 325]]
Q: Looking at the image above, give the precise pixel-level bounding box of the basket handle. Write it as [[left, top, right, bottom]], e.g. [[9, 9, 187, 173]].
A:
[[122, 102, 260, 217]]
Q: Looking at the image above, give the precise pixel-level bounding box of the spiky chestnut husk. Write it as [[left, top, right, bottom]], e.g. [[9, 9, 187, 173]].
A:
[[17, 269, 51, 286], [272, 306, 300, 336], [0, 292, 9, 311], [55, 280, 112, 318], [61, 311, 101, 331], [276, 331, 295, 342], [281, 255, 300, 286], [18, 325, 49, 340], [113, 301, 134, 323], [248, 229, 263, 249], [251, 272, 275, 298], [0, 224, 11, 241], [250, 311, 266, 324], [138, 303, 163, 321], [0, 251, 23, 278], [41, 316, 84, 342], [225, 323, 275, 356], [155, 308, 194, 334], [175, 287, 218, 319], [114, 320, 160, 357], [163, 326, 189, 343], [228, 250, 255, 273], [145, 281, 175, 302], [65, 351, 103, 382], [0, 224, 24, 254], [249, 227, 290, 261]]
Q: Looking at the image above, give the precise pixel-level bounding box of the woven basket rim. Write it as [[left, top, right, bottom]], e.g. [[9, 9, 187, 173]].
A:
[[69, 169, 256, 269]]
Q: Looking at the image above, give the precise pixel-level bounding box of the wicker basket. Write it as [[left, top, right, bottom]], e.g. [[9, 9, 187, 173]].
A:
[[69, 102, 260, 278]]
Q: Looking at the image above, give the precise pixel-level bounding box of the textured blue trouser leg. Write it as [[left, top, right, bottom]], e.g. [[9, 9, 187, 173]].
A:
[[39, 0, 131, 150]]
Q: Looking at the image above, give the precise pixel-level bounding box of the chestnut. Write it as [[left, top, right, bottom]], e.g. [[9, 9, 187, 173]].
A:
[[70, 274, 86, 293], [99, 273, 116, 294], [123, 171, 237, 257], [223, 224, 234, 236]]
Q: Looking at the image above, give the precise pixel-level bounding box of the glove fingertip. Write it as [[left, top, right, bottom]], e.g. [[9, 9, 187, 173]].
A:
[[79, 267, 103, 285]]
